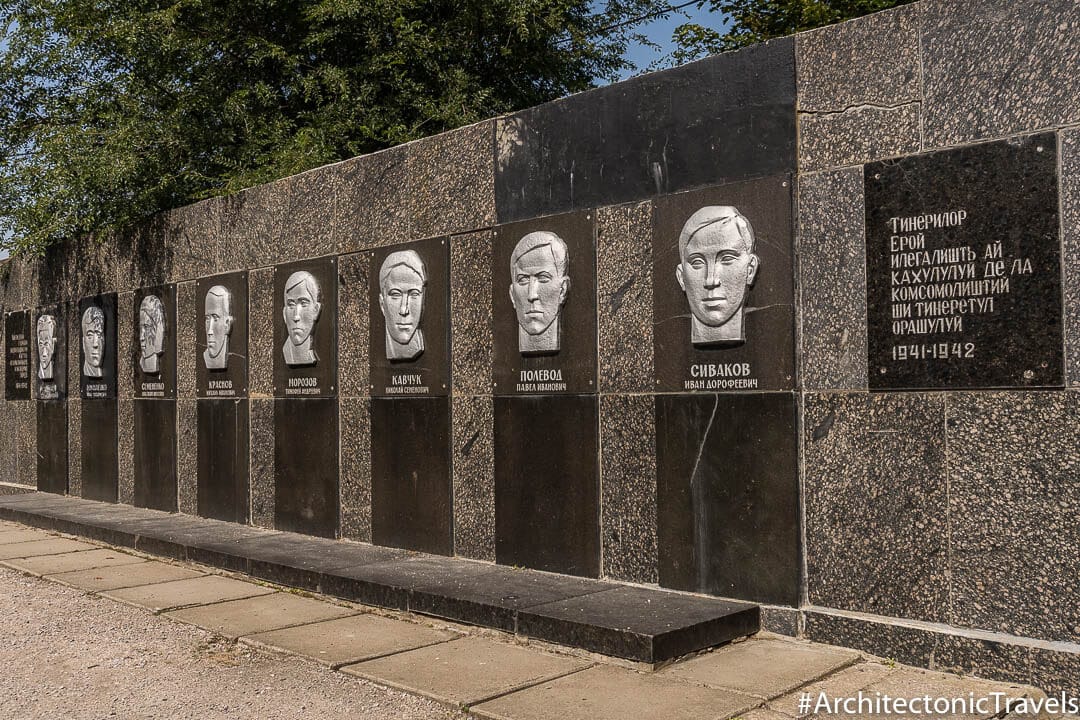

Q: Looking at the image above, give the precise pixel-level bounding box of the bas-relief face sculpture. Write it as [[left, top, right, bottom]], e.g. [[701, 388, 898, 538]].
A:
[[510, 231, 570, 355], [378, 250, 426, 361], [81, 306, 105, 378], [675, 206, 760, 346], [36, 314, 57, 381], [203, 285, 234, 370], [282, 270, 321, 366], [139, 294, 166, 375]]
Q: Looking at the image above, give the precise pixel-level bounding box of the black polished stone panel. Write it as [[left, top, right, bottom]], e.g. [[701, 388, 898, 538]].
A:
[[132, 285, 177, 399], [195, 271, 249, 399], [273, 257, 338, 398], [273, 398, 339, 538], [133, 399, 177, 512], [494, 395, 599, 577], [370, 396, 452, 555], [368, 237, 450, 398], [197, 399, 249, 523], [80, 398, 118, 502], [34, 305, 66, 401], [78, 294, 118, 400], [36, 400, 67, 494], [5, 310, 31, 400], [657, 392, 799, 605], [495, 38, 796, 223], [652, 175, 795, 393], [491, 211, 597, 395], [866, 133, 1062, 390]]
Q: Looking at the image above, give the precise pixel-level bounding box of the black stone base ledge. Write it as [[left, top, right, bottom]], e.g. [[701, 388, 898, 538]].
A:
[[0, 492, 760, 664]]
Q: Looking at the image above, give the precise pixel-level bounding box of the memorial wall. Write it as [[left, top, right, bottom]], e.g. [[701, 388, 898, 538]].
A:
[[0, 0, 1078, 691]]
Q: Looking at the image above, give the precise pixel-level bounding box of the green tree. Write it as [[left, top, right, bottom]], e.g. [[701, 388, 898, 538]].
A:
[[669, 0, 913, 65], [0, 0, 668, 255]]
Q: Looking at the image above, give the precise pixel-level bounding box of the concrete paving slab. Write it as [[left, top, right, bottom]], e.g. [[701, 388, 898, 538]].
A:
[[341, 636, 591, 706], [860, 667, 1045, 719], [472, 664, 759, 720], [740, 710, 793, 720], [244, 613, 459, 667], [0, 537, 97, 560], [767, 661, 893, 717], [48, 560, 206, 592], [662, 637, 859, 699], [102, 574, 274, 612], [2, 548, 144, 576], [165, 592, 357, 639], [0, 528, 54, 544]]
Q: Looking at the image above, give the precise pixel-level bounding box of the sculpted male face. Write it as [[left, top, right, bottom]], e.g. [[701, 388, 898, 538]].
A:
[[675, 206, 759, 346], [378, 251, 426, 361], [139, 295, 166, 374], [282, 271, 321, 366], [204, 286, 234, 370], [509, 231, 570, 355], [81, 307, 105, 378], [36, 315, 57, 381]]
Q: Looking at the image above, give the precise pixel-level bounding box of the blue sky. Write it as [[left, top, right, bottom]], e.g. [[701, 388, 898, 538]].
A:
[[615, 2, 730, 79]]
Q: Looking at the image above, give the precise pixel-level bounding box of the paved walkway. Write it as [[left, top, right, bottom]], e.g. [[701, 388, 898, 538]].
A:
[[0, 519, 1056, 719]]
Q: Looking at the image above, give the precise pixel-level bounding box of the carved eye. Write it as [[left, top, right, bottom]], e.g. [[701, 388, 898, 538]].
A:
[[536, 272, 552, 283], [407, 289, 422, 298], [688, 257, 706, 270], [516, 274, 530, 285], [388, 289, 402, 299]]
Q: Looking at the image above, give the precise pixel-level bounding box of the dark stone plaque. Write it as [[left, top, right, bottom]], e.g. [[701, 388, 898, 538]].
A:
[[368, 238, 450, 398], [4, 310, 31, 400], [652, 175, 795, 393], [494, 395, 599, 577], [273, 258, 338, 398], [133, 399, 178, 511], [274, 398, 339, 537], [34, 305, 66, 401], [492, 211, 597, 395], [370, 397, 452, 555], [656, 392, 799, 606], [196, 272, 249, 398], [197, 399, 249, 523], [36, 400, 68, 494], [133, 285, 177, 399], [81, 398, 118, 502], [866, 133, 1063, 390], [78, 294, 118, 400], [495, 38, 796, 223]]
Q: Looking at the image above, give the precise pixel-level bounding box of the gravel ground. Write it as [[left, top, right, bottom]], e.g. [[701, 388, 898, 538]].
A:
[[0, 566, 467, 720]]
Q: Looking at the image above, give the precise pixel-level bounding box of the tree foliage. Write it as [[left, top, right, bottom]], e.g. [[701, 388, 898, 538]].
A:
[[669, 0, 914, 65], [0, 0, 666, 255]]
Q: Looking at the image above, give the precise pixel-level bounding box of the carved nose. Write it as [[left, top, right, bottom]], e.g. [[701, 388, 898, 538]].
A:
[[705, 263, 722, 289], [527, 279, 540, 301], [398, 297, 410, 316]]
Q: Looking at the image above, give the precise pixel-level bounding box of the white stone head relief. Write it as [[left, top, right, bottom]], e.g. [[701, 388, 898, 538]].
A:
[[282, 270, 321, 366], [139, 294, 167, 375], [203, 285, 234, 370], [36, 314, 57, 381], [379, 250, 426, 361], [81, 306, 105, 378], [509, 231, 570, 355], [675, 206, 760, 347]]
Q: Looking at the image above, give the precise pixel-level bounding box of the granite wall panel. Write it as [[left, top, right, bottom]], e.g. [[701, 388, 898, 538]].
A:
[[36, 401, 67, 494], [234, 178, 290, 270], [133, 399, 178, 512], [803, 393, 948, 622], [452, 395, 495, 562], [797, 168, 867, 391], [177, 398, 197, 515], [164, 200, 220, 284], [248, 267, 274, 398], [274, 398, 339, 538], [196, 399, 249, 524], [948, 391, 1080, 643], [921, 0, 1080, 149], [596, 202, 654, 394], [449, 230, 494, 396], [13, 400, 37, 487], [339, 396, 372, 542], [332, 145, 411, 256], [67, 398, 81, 496], [799, 104, 921, 172], [408, 121, 496, 240], [249, 398, 274, 529], [176, 281, 196, 398], [81, 399, 118, 503], [599, 393, 657, 584], [117, 399, 134, 504], [117, 291, 134, 399], [337, 252, 370, 398], [276, 167, 337, 265]]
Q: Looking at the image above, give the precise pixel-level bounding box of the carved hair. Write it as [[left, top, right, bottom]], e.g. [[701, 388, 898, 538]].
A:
[[37, 314, 57, 336], [140, 295, 166, 344], [678, 206, 756, 257], [206, 285, 233, 317], [511, 231, 569, 277], [81, 306, 105, 333], [284, 271, 321, 303], [379, 250, 427, 288]]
